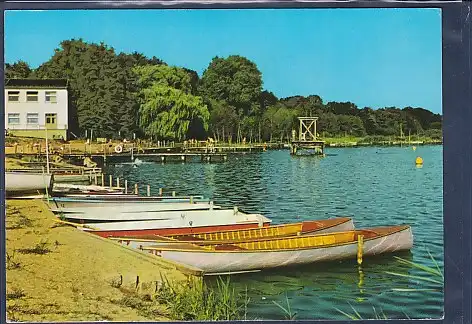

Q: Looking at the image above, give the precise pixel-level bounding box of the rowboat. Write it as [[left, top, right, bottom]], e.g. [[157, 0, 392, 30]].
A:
[[5, 172, 53, 195], [141, 225, 413, 273], [47, 196, 209, 207], [50, 202, 221, 220], [52, 183, 124, 194], [50, 193, 205, 201], [110, 217, 354, 249], [82, 211, 272, 237]]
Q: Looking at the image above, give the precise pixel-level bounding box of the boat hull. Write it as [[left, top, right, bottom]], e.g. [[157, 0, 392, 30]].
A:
[[5, 172, 53, 195], [146, 226, 413, 273], [114, 218, 354, 249], [83, 212, 272, 237], [50, 202, 220, 218]]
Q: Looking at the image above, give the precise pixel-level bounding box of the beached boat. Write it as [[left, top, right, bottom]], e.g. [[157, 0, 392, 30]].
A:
[[141, 225, 413, 273], [110, 217, 354, 249], [49, 202, 221, 219], [50, 193, 205, 200], [81, 211, 272, 237], [52, 183, 124, 194], [47, 195, 209, 207], [5, 172, 53, 195]]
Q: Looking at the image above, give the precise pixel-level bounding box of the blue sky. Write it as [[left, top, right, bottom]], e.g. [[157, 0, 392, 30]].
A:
[[5, 9, 442, 113]]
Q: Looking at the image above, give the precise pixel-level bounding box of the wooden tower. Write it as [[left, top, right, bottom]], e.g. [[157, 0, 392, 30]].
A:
[[290, 117, 325, 155]]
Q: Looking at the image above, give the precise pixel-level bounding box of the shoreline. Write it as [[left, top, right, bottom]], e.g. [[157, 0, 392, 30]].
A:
[[5, 199, 201, 322]]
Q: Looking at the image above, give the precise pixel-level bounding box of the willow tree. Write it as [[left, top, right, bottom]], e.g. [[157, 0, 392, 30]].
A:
[[135, 65, 209, 140]]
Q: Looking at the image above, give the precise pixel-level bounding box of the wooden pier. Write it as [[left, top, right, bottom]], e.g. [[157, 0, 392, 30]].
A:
[[63, 152, 228, 164]]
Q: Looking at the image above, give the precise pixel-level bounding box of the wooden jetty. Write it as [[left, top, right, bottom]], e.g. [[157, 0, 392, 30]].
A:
[[290, 117, 325, 156]]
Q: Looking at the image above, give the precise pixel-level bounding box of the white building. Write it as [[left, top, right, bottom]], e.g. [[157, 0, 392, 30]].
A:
[[5, 79, 69, 140]]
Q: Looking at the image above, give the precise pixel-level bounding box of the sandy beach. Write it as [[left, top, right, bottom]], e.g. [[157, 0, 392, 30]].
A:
[[5, 199, 201, 322]]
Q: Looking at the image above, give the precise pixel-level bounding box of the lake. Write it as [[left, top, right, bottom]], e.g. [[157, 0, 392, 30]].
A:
[[105, 145, 443, 320]]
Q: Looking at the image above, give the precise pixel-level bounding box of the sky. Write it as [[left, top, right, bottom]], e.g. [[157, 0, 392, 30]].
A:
[[4, 8, 442, 113]]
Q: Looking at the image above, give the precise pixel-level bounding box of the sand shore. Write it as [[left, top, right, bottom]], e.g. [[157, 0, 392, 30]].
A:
[[5, 199, 201, 322]]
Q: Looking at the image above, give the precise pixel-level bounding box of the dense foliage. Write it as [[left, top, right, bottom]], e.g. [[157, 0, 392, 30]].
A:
[[5, 39, 442, 141]]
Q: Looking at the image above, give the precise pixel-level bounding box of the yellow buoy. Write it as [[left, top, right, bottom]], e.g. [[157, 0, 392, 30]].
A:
[[415, 156, 423, 165], [412, 146, 417, 151]]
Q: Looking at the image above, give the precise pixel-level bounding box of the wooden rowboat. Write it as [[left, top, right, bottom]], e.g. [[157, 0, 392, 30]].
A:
[[50, 194, 206, 201], [49, 201, 221, 219], [48, 196, 208, 207], [141, 225, 413, 273], [5, 172, 53, 195], [82, 211, 273, 237], [110, 217, 354, 248]]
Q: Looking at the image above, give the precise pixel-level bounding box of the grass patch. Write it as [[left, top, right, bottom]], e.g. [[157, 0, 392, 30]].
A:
[[6, 215, 33, 230], [17, 241, 51, 255], [272, 293, 297, 320], [155, 275, 248, 321], [6, 252, 21, 270], [110, 275, 248, 321], [7, 287, 26, 300]]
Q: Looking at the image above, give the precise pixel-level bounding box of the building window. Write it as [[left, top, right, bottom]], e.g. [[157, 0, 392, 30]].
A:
[[26, 91, 39, 102], [45, 113, 57, 127], [8, 91, 20, 102], [45, 91, 57, 103], [27, 113, 39, 124], [8, 113, 20, 125]]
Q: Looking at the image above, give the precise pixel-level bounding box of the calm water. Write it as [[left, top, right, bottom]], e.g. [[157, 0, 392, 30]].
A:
[[105, 146, 443, 320]]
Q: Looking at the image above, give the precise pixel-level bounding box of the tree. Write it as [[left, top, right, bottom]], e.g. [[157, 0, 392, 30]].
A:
[[5, 60, 32, 79], [199, 55, 263, 117], [138, 84, 209, 141], [135, 65, 210, 140]]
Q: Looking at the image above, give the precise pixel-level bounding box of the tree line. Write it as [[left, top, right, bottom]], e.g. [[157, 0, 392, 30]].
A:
[[5, 39, 442, 142]]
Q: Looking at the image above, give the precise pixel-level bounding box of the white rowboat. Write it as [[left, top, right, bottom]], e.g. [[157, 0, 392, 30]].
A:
[[142, 225, 413, 273], [6, 172, 53, 195]]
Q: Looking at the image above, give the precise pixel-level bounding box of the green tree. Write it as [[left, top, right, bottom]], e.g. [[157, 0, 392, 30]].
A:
[[135, 65, 209, 140], [5, 60, 32, 79], [199, 55, 262, 116], [138, 85, 209, 140]]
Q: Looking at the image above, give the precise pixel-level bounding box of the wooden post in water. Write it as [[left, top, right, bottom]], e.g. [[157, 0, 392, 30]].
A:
[[109, 175, 113, 188], [125, 180, 128, 194], [357, 235, 364, 265], [147, 185, 151, 197], [135, 183, 139, 195], [172, 191, 176, 197], [159, 188, 163, 196]]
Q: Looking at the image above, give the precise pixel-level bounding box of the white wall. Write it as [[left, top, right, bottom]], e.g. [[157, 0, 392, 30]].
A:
[[4, 88, 68, 130]]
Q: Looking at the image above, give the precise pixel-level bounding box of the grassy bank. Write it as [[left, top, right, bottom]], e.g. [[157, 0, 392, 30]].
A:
[[321, 135, 442, 146], [5, 199, 204, 321]]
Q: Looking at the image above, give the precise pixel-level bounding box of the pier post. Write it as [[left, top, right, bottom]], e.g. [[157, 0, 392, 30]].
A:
[[101, 174, 105, 187], [172, 191, 176, 197], [109, 175, 113, 188], [135, 183, 139, 195], [94, 173, 98, 185], [117, 177, 120, 189], [125, 180, 128, 194], [159, 188, 163, 196], [147, 185, 151, 197]]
